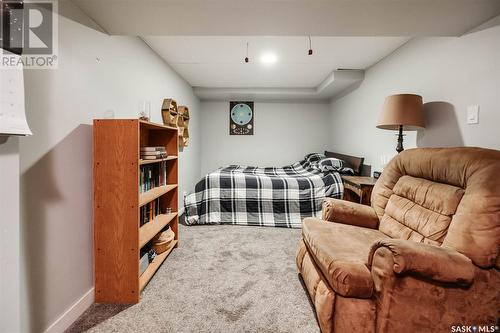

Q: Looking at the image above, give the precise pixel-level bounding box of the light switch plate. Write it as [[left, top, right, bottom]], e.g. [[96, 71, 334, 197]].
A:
[[467, 105, 479, 124]]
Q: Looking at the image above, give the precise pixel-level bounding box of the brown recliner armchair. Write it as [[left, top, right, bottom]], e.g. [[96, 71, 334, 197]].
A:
[[296, 147, 500, 333]]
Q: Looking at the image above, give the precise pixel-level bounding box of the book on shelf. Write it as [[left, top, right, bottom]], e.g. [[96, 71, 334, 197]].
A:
[[141, 154, 167, 160], [140, 146, 168, 160], [140, 198, 161, 226], [140, 146, 167, 152], [139, 252, 149, 276], [141, 151, 166, 156], [139, 161, 168, 193]]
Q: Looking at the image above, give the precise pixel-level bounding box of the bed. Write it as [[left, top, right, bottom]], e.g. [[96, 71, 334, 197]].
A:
[[184, 152, 364, 228]]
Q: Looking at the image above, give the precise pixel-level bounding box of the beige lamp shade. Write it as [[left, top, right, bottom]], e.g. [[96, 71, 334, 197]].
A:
[[377, 94, 425, 131]]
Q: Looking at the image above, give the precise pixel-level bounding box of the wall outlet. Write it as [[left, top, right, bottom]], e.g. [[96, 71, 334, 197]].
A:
[[467, 105, 479, 124]]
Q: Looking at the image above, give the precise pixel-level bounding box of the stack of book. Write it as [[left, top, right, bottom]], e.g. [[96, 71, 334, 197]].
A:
[[140, 146, 167, 160], [139, 161, 167, 193], [140, 198, 161, 226]]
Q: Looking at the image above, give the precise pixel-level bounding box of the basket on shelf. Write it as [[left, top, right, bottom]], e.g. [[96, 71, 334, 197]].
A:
[[177, 106, 190, 147], [152, 228, 175, 254], [161, 99, 178, 128]]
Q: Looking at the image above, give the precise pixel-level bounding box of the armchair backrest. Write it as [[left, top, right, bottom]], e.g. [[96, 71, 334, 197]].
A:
[[371, 147, 500, 268]]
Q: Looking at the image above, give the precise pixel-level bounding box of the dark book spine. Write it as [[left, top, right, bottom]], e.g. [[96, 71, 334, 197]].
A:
[[139, 161, 169, 195]]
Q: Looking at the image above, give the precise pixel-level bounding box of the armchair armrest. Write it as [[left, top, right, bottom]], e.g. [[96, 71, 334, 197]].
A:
[[322, 198, 379, 229], [368, 239, 475, 286]]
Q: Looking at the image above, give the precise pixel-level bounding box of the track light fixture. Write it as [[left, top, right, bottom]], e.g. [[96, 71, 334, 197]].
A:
[[245, 42, 249, 63], [308, 36, 313, 55]]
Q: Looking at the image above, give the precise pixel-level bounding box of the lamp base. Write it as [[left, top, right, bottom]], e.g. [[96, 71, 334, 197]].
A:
[[396, 125, 404, 153]]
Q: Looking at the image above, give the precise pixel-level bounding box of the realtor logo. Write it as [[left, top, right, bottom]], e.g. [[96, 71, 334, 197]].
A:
[[1, 0, 58, 69]]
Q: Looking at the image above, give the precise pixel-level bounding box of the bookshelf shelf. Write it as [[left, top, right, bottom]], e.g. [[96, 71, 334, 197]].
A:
[[139, 240, 177, 292], [139, 155, 177, 165], [93, 119, 179, 304], [139, 213, 177, 249], [139, 119, 177, 131], [139, 184, 177, 207]]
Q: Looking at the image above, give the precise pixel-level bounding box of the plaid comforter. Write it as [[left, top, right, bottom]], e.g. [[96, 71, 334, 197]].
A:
[[184, 154, 343, 228]]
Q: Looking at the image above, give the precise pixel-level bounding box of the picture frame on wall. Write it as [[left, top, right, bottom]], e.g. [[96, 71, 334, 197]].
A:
[[229, 101, 254, 135]]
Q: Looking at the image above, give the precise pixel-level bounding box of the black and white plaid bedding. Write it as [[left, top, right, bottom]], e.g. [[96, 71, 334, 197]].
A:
[[184, 153, 344, 228]]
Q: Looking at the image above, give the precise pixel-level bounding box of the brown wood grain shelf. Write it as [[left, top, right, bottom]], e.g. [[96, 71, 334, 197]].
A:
[[139, 240, 178, 292], [139, 120, 178, 131], [139, 155, 178, 166], [139, 213, 178, 249], [94, 119, 179, 304], [139, 184, 178, 207]]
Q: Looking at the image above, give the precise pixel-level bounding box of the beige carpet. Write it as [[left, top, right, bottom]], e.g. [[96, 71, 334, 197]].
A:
[[67, 224, 319, 333]]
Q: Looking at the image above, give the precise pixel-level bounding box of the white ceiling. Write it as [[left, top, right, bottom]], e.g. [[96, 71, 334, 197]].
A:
[[69, 0, 500, 100], [193, 70, 365, 102], [72, 0, 500, 37], [144, 36, 408, 89]]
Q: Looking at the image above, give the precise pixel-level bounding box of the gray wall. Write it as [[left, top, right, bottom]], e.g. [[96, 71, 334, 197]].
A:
[[329, 25, 500, 172], [199, 101, 331, 177], [19, 2, 200, 332], [0, 137, 20, 333]]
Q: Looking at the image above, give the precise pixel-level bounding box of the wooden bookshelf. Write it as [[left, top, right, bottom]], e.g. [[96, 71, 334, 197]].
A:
[[93, 119, 179, 304]]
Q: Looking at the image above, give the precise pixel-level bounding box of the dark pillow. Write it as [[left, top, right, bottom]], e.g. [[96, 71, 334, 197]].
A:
[[324, 151, 364, 175], [304, 153, 325, 163], [318, 158, 355, 175]]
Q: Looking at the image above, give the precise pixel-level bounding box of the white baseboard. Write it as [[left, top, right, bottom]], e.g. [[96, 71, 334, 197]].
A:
[[44, 287, 94, 333]]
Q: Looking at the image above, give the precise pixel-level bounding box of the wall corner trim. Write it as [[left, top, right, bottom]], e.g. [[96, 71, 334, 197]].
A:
[[43, 288, 94, 333]]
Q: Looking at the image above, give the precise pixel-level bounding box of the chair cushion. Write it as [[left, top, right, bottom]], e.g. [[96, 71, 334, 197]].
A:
[[371, 147, 500, 268], [302, 217, 388, 298], [378, 175, 464, 245]]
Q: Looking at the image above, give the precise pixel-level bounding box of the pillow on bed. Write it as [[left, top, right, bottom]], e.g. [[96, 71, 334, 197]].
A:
[[324, 151, 364, 175], [318, 158, 355, 175], [304, 153, 325, 163]]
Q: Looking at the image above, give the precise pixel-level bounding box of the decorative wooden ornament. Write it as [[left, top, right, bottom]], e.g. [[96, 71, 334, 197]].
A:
[[161, 99, 178, 127], [177, 106, 190, 147]]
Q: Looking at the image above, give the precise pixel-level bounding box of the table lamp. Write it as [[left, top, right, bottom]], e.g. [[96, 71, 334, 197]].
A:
[[377, 94, 424, 153]]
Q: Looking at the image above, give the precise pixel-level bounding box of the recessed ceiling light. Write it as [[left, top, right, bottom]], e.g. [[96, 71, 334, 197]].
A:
[[260, 52, 278, 65]]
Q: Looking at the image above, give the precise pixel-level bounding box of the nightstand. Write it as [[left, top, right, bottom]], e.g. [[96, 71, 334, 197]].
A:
[[341, 176, 378, 206]]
